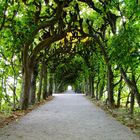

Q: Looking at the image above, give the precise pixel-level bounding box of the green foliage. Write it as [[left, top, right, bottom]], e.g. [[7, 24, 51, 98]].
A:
[[1, 102, 12, 116], [109, 24, 140, 68], [54, 55, 85, 92], [0, 0, 140, 115]]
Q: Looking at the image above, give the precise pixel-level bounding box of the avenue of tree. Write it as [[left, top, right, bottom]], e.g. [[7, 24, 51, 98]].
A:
[[0, 0, 140, 116]]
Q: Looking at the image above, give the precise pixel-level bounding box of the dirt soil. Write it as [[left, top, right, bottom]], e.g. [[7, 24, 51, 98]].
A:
[[0, 96, 54, 128], [90, 98, 140, 136], [0, 91, 139, 140]]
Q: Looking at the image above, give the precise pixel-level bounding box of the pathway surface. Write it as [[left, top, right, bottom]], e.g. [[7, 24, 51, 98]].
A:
[[0, 91, 139, 140]]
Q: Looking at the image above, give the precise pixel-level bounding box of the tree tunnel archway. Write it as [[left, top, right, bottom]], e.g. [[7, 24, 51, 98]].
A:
[[67, 85, 72, 91], [54, 55, 85, 93], [0, 0, 140, 115]]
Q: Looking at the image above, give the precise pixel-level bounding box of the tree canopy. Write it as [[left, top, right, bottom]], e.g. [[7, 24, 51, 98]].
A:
[[0, 0, 140, 118]]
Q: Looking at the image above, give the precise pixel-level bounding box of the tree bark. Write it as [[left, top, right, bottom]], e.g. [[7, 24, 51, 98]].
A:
[[93, 35, 114, 107], [89, 74, 94, 98], [85, 78, 89, 96], [29, 64, 38, 105], [91, 76, 95, 98], [37, 62, 44, 102], [120, 67, 140, 106], [0, 71, 4, 110], [42, 64, 48, 99], [107, 65, 114, 107], [99, 80, 105, 100], [49, 73, 53, 96], [21, 68, 32, 110], [130, 91, 135, 115], [126, 92, 131, 108], [13, 77, 16, 109], [96, 78, 100, 100], [117, 79, 123, 108], [21, 46, 32, 110]]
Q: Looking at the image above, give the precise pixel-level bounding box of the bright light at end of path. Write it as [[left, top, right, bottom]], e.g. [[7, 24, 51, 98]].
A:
[[67, 85, 72, 90]]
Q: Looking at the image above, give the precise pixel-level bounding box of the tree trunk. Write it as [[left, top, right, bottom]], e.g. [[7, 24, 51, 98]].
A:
[[49, 73, 53, 96], [85, 78, 89, 96], [0, 72, 4, 110], [13, 77, 16, 109], [117, 79, 123, 108], [54, 74, 57, 93], [89, 74, 94, 97], [132, 73, 140, 107], [120, 67, 140, 106], [130, 91, 135, 115], [107, 65, 114, 107], [94, 35, 114, 106], [29, 64, 38, 105], [11, 61, 17, 110], [42, 65, 48, 99], [21, 46, 32, 110], [96, 78, 100, 100], [130, 73, 136, 115], [91, 76, 95, 98], [21, 67, 32, 110], [99, 80, 105, 100], [37, 62, 44, 102], [126, 92, 131, 108], [83, 78, 86, 94]]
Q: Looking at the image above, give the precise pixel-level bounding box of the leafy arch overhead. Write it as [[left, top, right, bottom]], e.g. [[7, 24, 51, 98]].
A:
[[0, 0, 140, 116]]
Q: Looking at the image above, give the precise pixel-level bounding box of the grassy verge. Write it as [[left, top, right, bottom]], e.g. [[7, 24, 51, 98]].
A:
[[87, 96, 140, 136], [0, 96, 54, 128]]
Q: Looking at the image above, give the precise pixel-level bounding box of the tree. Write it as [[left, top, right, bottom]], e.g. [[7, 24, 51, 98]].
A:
[[0, 0, 140, 115]]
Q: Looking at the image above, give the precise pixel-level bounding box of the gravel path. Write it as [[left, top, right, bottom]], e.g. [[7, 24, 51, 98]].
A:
[[0, 91, 139, 140]]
